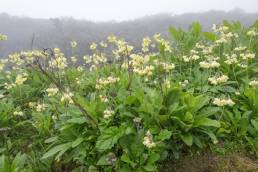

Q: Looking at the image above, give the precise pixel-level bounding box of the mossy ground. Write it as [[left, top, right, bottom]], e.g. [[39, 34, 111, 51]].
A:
[[162, 151, 258, 172]]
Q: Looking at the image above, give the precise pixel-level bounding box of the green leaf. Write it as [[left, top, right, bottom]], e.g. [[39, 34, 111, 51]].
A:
[[180, 133, 193, 146], [201, 130, 218, 144], [72, 138, 84, 148], [147, 153, 160, 164], [184, 112, 193, 122], [42, 143, 71, 159], [169, 26, 180, 41], [96, 126, 124, 152], [157, 129, 172, 141], [199, 107, 221, 117], [251, 120, 258, 130], [194, 118, 220, 128], [67, 117, 87, 124], [192, 95, 210, 112], [97, 154, 109, 166], [12, 153, 27, 170], [88, 165, 99, 172], [165, 87, 181, 106], [193, 136, 203, 148], [0, 155, 6, 171], [190, 22, 202, 38], [45, 136, 58, 143], [143, 165, 156, 172], [121, 154, 136, 167], [203, 32, 217, 41]]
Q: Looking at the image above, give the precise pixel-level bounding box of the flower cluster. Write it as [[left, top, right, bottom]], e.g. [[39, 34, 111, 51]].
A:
[[8, 53, 25, 66], [247, 28, 258, 37], [130, 54, 149, 67], [21, 50, 45, 62], [96, 76, 120, 90], [0, 33, 7, 40], [133, 65, 154, 76], [49, 48, 67, 69], [143, 130, 156, 148], [249, 80, 258, 86], [90, 42, 97, 50], [164, 79, 171, 89], [142, 37, 152, 52], [28, 102, 45, 112], [212, 25, 238, 45], [36, 103, 45, 112], [99, 95, 108, 103], [157, 61, 175, 73], [61, 90, 74, 104], [70, 40, 77, 48], [199, 61, 220, 69], [183, 54, 200, 62], [112, 39, 133, 59], [154, 33, 172, 53], [213, 98, 235, 107], [100, 41, 108, 48], [103, 108, 114, 118], [84, 53, 107, 66], [234, 46, 247, 52], [46, 87, 59, 97], [179, 80, 189, 88], [224, 54, 238, 65], [0, 59, 8, 70], [240, 52, 255, 60], [14, 111, 24, 116], [4, 83, 16, 90], [107, 35, 117, 43], [70, 56, 77, 63], [208, 75, 229, 85], [15, 73, 28, 85]]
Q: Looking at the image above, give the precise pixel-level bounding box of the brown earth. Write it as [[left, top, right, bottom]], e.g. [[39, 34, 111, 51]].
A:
[[162, 152, 258, 172]]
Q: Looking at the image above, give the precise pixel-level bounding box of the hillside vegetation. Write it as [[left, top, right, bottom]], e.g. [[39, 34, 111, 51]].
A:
[[0, 21, 258, 171]]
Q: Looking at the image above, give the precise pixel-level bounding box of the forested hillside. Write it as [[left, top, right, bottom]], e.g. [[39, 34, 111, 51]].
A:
[[0, 9, 257, 57]]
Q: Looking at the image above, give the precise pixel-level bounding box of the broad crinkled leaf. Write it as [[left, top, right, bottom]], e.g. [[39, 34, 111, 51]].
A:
[[96, 126, 125, 152]]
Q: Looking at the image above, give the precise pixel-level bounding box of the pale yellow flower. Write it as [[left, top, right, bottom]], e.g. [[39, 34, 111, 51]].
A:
[[14, 111, 24, 116], [208, 75, 229, 85], [103, 108, 114, 118], [15, 74, 27, 85], [143, 131, 156, 148], [70, 40, 77, 48], [213, 98, 235, 107], [46, 87, 58, 96], [36, 103, 45, 112], [249, 80, 258, 86], [90, 42, 97, 50], [61, 91, 74, 104]]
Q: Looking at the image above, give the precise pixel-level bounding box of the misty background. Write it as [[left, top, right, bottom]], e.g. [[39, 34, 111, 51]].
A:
[[0, 0, 258, 57]]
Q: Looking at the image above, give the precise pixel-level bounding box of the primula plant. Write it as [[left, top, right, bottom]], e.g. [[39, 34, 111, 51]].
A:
[[0, 21, 258, 171]]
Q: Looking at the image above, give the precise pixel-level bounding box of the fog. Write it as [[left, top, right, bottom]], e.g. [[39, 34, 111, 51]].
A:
[[0, 0, 258, 21], [0, 0, 258, 57]]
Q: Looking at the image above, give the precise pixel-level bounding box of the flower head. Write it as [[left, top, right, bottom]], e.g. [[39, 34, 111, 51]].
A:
[[103, 108, 114, 118], [14, 111, 24, 116], [15, 74, 27, 85], [249, 80, 258, 86], [213, 98, 235, 107], [61, 91, 74, 104], [46, 87, 59, 97], [70, 41, 77, 48], [143, 130, 156, 148]]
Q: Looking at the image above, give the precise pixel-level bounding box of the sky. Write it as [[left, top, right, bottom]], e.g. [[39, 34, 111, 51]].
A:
[[0, 0, 258, 21]]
